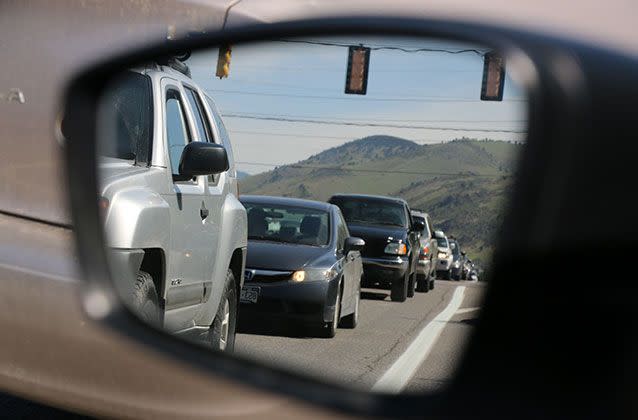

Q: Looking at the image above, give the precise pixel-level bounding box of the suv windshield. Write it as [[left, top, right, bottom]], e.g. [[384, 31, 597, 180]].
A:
[[243, 202, 330, 246], [98, 71, 152, 163], [331, 197, 407, 228]]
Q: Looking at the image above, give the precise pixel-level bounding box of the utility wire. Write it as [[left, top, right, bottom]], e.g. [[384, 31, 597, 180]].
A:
[[222, 114, 527, 134], [275, 39, 487, 56], [229, 130, 354, 140], [236, 161, 513, 178], [222, 111, 526, 124], [207, 89, 524, 103]]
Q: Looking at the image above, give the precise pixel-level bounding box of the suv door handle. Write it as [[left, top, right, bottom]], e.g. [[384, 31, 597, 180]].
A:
[[200, 202, 209, 220]]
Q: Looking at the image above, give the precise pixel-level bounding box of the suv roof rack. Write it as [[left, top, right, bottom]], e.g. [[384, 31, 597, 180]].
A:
[[156, 56, 191, 78]]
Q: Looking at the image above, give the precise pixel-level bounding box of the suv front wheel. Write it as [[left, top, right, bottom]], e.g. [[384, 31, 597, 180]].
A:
[[132, 270, 161, 327], [391, 270, 409, 302], [210, 269, 238, 352]]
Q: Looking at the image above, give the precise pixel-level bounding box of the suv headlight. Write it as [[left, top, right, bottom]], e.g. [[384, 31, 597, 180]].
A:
[[385, 242, 408, 255]]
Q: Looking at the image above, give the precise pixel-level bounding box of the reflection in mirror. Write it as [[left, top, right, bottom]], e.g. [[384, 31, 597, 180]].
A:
[[96, 35, 528, 393]]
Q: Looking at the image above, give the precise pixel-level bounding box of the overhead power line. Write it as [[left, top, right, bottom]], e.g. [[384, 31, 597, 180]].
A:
[[222, 113, 527, 134], [207, 89, 525, 104], [222, 111, 526, 125], [229, 130, 353, 140], [275, 39, 488, 56], [236, 161, 513, 178]]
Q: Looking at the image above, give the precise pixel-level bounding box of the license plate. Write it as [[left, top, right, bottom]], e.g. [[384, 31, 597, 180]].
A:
[[240, 285, 260, 303]]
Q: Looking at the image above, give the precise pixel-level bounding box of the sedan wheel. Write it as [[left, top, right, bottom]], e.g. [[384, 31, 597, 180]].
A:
[[320, 290, 340, 338], [340, 289, 359, 329]]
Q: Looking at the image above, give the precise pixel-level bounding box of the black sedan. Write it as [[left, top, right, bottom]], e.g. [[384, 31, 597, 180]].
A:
[[239, 195, 365, 338]]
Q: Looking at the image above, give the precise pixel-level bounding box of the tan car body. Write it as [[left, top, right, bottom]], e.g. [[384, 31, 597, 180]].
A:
[[1, 0, 637, 418]]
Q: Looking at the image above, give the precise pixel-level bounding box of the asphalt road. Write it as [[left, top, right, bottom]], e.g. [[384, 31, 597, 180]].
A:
[[235, 279, 486, 393]]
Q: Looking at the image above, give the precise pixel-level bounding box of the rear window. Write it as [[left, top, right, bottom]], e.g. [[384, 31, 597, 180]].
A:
[[413, 215, 428, 235], [98, 71, 153, 164], [331, 197, 408, 228]]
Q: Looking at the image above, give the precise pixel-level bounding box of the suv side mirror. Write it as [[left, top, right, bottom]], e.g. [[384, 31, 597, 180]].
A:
[[177, 142, 229, 180], [344, 237, 365, 254], [411, 218, 425, 232]]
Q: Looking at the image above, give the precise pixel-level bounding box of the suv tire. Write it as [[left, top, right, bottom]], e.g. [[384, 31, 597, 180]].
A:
[[210, 269, 237, 352], [132, 270, 161, 327], [391, 271, 409, 302], [407, 270, 417, 298], [416, 273, 429, 293]]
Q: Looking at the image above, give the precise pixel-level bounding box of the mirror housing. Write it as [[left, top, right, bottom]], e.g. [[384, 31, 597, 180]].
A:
[[176, 142, 229, 180], [344, 237, 365, 254]]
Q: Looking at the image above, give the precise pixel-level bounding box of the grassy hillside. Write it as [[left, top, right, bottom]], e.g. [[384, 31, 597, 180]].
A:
[[240, 136, 522, 267]]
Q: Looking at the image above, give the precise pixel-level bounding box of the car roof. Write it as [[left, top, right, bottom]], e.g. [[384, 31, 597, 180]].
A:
[[240, 195, 334, 212], [411, 209, 429, 218], [329, 193, 407, 205]]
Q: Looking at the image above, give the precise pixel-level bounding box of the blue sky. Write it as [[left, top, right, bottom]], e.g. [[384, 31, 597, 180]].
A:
[[186, 36, 527, 174]]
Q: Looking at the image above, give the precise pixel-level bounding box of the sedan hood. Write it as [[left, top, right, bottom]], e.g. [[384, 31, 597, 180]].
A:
[[246, 241, 329, 271]]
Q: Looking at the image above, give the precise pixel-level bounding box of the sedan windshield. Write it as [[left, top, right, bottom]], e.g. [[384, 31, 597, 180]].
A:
[[243, 202, 330, 246], [331, 198, 407, 228], [438, 238, 449, 248]]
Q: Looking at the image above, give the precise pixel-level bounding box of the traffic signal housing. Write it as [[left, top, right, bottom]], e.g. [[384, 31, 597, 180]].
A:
[[481, 51, 505, 101], [216, 44, 232, 79], [345, 46, 371, 95]]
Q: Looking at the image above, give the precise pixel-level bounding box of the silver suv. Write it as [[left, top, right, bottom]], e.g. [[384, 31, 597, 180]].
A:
[[98, 61, 247, 351]]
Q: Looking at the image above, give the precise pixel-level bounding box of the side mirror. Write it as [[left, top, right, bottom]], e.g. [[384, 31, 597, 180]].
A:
[[176, 142, 229, 181], [412, 218, 425, 232], [344, 237, 365, 254]]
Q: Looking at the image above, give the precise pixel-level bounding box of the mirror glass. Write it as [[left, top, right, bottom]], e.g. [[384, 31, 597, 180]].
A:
[[96, 35, 528, 393]]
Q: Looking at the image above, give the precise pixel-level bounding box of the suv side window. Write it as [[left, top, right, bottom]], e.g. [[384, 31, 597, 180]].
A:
[[165, 89, 191, 177], [184, 86, 212, 142], [184, 87, 218, 185], [205, 95, 235, 166]]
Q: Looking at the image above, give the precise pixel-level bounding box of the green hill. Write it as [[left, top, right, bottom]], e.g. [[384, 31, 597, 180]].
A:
[[239, 135, 522, 267]]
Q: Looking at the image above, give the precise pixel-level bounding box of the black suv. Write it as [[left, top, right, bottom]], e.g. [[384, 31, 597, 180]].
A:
[[328, 194, 424, 302]]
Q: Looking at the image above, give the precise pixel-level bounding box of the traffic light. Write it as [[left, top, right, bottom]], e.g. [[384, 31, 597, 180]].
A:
[[345, 46, 371, 95], [481, 51, 505, 101], [216, 44, 232, 79]]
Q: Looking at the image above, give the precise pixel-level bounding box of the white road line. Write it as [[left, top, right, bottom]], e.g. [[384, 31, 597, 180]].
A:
[[371, 286, 466, 394], [455, 306, 481, 315]]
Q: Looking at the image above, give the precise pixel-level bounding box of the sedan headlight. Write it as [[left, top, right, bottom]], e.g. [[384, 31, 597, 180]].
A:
[[385, 242, 408, 255], [438, 252, 448, 259], [293, 266, 339, 282]]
